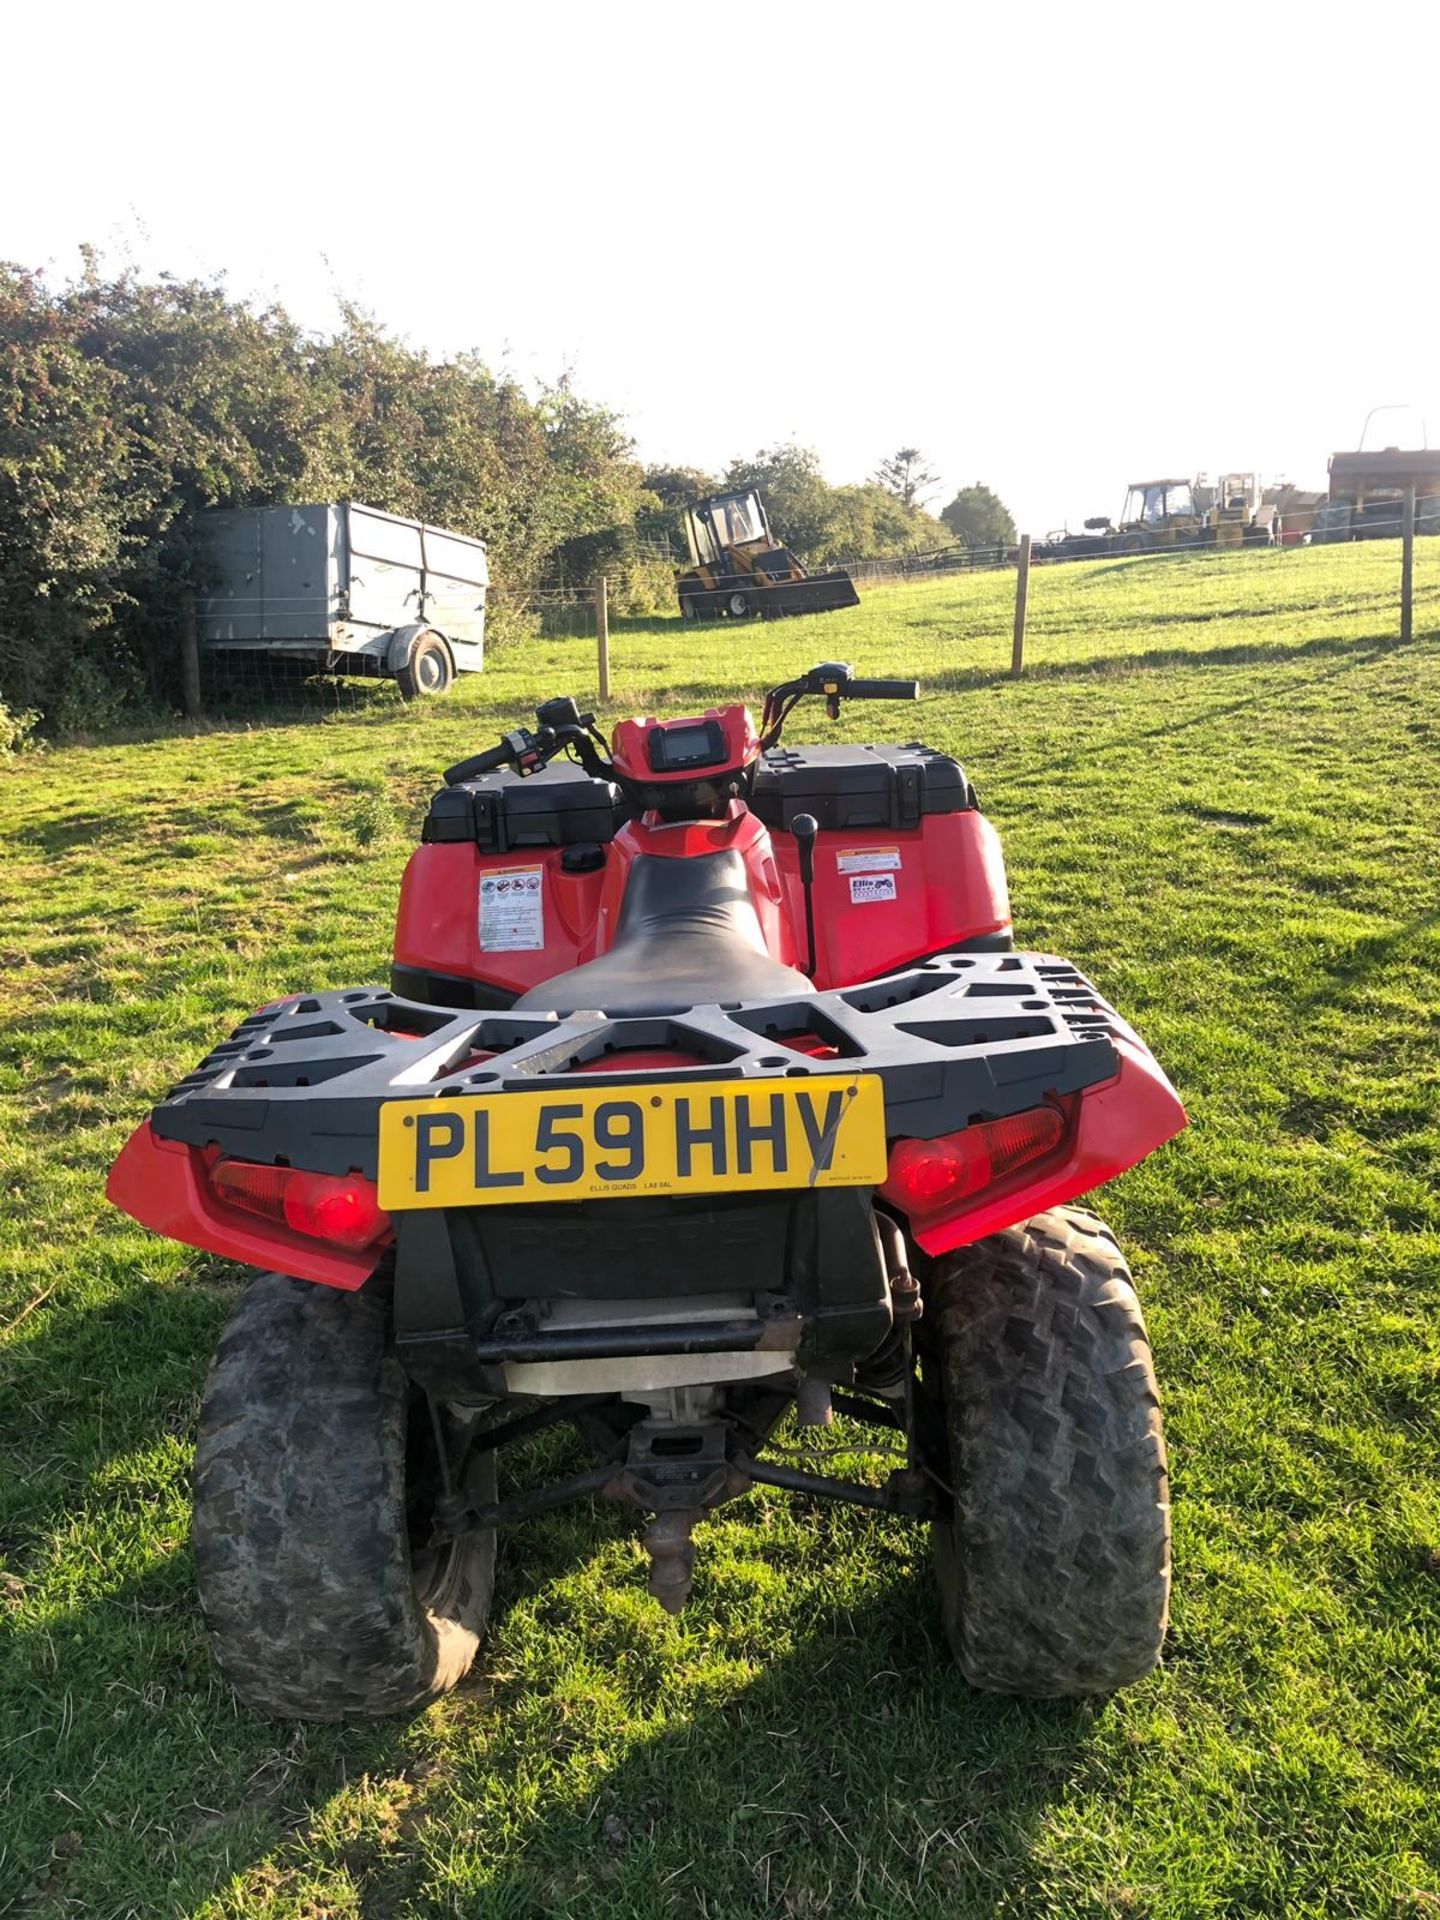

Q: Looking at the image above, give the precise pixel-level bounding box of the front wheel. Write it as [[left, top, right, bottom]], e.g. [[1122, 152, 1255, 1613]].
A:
[[927, 1207, 1170, 1696], [192, 1272, 496, 1719]]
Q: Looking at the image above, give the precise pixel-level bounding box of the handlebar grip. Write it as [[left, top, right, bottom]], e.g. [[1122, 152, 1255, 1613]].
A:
[[847, 679, 920, 699], [443, 739, 518, 785]]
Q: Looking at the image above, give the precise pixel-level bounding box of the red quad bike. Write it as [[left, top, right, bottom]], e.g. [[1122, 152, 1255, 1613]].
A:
[[108, 663, 1186, 1719]]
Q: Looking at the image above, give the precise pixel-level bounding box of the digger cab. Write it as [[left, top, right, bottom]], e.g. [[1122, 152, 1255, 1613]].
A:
[[684, 489, 774, 566], [1120, 478, 1199, 532]]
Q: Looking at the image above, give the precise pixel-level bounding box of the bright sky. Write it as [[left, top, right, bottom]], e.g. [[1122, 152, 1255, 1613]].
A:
[[5, 2, 1437, 537]]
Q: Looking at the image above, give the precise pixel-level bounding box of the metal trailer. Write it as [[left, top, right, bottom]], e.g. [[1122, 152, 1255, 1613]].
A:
[[1316, 449, 1440, 544], [197, 502, 487, 696]]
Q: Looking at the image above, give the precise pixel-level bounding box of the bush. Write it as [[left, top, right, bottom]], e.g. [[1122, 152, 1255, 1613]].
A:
[[46, 653, 156, 739], [0, 261, 646, 730], [0, 696, 43, 760]]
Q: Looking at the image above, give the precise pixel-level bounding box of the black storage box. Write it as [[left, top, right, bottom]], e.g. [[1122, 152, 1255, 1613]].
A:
[[422, 764, 630, 852], [751, 742, 974, 833]]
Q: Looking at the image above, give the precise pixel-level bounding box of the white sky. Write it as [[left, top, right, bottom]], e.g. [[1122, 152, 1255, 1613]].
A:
[[4, 1, 1438, 536]]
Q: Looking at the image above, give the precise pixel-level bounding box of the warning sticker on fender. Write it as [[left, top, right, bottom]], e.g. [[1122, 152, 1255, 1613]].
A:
[[848, 872, 897, 905], [836, 846, 901, 874], [479, 867, 545, 950]]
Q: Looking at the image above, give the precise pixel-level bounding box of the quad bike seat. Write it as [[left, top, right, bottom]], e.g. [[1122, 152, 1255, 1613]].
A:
[[514, 850, 810, 1016]]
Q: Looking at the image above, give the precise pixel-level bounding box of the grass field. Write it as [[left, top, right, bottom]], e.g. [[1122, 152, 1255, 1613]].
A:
[[3, 543, 1439, 1918]]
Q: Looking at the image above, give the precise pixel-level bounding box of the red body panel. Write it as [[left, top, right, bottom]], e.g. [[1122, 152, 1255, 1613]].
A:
[[896, 1034, 1187, 1257], [609, 705, 760, 784], [771, 812, 1010, 989], [393, 840, 608, 1001], [394, 799, 1010, 1001], [106, 1123, 380, 1290]]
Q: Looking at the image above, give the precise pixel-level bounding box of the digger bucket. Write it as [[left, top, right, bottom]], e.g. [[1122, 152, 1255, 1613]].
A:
[[754, 569, 861, 619]]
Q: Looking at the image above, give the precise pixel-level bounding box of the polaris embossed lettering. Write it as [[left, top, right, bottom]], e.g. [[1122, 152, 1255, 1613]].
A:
[[376, 1076, 886, 1209]]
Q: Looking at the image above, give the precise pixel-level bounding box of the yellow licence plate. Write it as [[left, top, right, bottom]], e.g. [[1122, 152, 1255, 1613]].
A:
[[377, 1074, 887, 1211]]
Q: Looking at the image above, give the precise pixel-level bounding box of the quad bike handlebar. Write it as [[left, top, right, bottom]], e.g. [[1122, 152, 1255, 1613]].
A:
[[443, 664, 921, 786], [443, 732, 539, 785], [443, 697, 609, 787], [760, 662, 919, 737], [844, 678, 920, 700]]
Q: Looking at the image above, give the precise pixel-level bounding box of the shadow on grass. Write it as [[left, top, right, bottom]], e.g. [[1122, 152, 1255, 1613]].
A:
[[31, 676, 407, 757], [1295, 907, 1440, 1014], [2, 1276, 1103, 1916], [10, 808, 131, 858], [927, 627, 1399, 697], [0, 1273, 234, 1585], [371, 1575, 1102, 1918], [5, 1548, 1100, 1919], [979, 636, 1402, 788]]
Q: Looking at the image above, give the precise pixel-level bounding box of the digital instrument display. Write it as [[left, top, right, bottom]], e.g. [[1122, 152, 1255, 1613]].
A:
[[647, 719, 727, 773]]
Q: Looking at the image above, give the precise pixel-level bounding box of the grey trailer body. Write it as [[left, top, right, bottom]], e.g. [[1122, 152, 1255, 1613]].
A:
[[197, 502, 487, 690]]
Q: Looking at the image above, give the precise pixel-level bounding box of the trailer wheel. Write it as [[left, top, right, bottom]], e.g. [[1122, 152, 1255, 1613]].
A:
[[396, 633, 454, 699]]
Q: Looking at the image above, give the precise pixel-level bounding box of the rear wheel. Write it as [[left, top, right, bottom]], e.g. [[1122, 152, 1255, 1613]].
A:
[[395, 633, 454, 698], [927, 1207, 1170, 1696], [192, 1271, 496, 1720]]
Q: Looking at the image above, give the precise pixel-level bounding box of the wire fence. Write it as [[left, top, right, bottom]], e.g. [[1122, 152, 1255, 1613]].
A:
[[189, 501, 1440, 716], [839, 543, 1015, 585], [198, 647, 405, 715]]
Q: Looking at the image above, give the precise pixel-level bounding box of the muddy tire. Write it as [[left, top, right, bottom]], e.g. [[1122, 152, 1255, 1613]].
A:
[[928, 1207, 1170, 1697], [192, 1271, 496, 1720]]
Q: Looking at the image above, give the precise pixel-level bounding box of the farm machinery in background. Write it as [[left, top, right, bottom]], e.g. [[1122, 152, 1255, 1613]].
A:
[[1035, 474, 1290, 563], [1313, 448, 1440, 543], [676, 489, 860, 621]]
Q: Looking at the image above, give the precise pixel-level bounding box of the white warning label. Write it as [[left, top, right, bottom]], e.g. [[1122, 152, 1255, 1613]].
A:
[[836, 846, 902, 874], [848, 872, 898, 905], [479, 866, 545, 951]]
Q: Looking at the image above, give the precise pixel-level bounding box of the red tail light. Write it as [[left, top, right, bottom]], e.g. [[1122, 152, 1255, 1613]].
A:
[[209, 1159, 392, 1252], [881, 1106, 1065, 1221]]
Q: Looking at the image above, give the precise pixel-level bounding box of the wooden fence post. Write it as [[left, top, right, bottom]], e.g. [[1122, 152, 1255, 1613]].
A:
[[1401, 486, 1416, 643], [181, 594, 203, 718], [594, 575, 610, 700], [1011, 535, 1032, 678]]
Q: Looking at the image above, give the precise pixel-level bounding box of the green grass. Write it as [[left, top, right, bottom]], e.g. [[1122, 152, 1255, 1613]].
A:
[[3, 543, 1439, 1918]]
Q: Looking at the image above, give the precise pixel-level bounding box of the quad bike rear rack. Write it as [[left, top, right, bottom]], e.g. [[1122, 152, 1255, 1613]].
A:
[[146, 948, 1130, 1175], [112, 947, 1186, 1620]]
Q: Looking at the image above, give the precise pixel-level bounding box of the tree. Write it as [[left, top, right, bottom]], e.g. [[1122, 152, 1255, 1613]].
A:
[[640, 465, 718, 509], [722, 444, 834, 558], [872, 447, 940, 509], [818, 484, 949, 566], [0, 259, 647, 724], [714, 447, 950, 568], [940, 483, 1016, 549]]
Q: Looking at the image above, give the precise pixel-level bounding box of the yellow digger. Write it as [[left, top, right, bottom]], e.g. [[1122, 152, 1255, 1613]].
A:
[[1110, 478, 1209, 550], [676, 489, 860, 620]]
